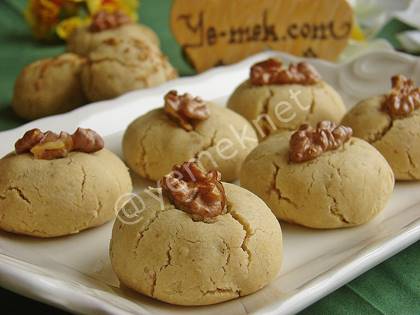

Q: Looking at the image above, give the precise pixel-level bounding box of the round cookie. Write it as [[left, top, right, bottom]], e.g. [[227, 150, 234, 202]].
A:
[[81, 37, 177, 102], [227, 59, 346, 139], [12, 53, 86, 120], [123, 100, 258, 182], [110, 182, 282, 305], [342, 96, 420, 181], [0, 149, 132, 238], [240, 126, 395, 229], [68, 23, 160, 56]]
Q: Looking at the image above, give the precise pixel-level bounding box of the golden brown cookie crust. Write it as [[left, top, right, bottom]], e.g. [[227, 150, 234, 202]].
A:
[[240, 132, 394, 228], [110, 183, 282, 305], [81, 37, 177, 102], [0, 149, 132, 237], [227, 80, 346, 139], [342, 96, 420, 180], [67, 23, 160, 56], [123, 103, 258, 182], [12, 53, 86, 120]]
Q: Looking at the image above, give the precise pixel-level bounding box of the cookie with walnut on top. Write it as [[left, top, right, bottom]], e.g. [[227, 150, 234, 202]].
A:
[[123, 90, 258, 182], [240, 121, 394, 229], [81, 36, 177, 102], [67, 10, 160, 56], [110, 162, 282, 305], [0, 128, 132, 237], [342, 75, 420, 180], [227, 58, 346, 139]]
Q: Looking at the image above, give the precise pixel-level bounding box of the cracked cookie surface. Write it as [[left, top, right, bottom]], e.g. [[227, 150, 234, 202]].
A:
[[81, 37, 177, 102], [110, 183, 282, 305], [12, 53, 86, 120], [123, 102, 258, 182], [67, 23, 160, 56], [227, 80, 346, 139], [0, 149, 132, 237], [240, 132, 394, 229], [342, 95, 420, 180]]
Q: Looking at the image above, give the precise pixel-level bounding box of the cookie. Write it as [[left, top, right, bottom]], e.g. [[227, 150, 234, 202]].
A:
[[0, 128, 132, 237], [110, 163, 282, 305], [123, 91, 258, 182], [68, 23, 160, 56], [12, 53, 86, 120], [342, 75, 420, 180], [227, 58, 346, 139], [240, 121, 394, 229], [81, 37, 177, 102]]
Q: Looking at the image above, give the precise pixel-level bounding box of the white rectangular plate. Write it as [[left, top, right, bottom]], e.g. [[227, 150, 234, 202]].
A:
[[0, 50, 420, 315]]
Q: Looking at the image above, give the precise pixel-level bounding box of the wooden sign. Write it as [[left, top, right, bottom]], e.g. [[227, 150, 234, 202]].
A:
[[170, 0, 353, 72]]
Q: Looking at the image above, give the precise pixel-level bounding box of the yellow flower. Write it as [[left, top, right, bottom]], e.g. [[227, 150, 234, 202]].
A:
[[87, 0, 138, 20], [56, 16, 89, 39], [25, 0, 139, 41], [25, 0, 62, 40]]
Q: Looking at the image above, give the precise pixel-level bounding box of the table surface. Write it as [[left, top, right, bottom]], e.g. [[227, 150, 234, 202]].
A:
[[0, 1, 419, 314]]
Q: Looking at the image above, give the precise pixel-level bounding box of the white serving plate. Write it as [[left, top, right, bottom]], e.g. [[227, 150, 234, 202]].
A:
[[0, 50, 420, 315]]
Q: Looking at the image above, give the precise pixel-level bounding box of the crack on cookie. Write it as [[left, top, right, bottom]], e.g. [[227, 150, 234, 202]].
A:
[[31, 183, 43, 199], [134, 208, 172, 252], [249, 87, 278, 138], [134, 212, 159, 252], [308, 171, 317, 194], [82, 199, 103, 230], [221, 238, 231, 273], [150, 271, 157, 296], [324, 161, 351, 224], [407, 150, 417, 170], [80, 165, 87, 201], [66, 156, 74, 166], [227, 203, 253, 272], [370, 116, 394, 144], [136, 123, 155, 179], [269, 162, 299, 209], [199, 287, 240, 297], [160, 242, 174, 272], [305, 86, 316, 122], [151, 241, 175, 296], [324, 185, 350, 224], [406, 150, 418, 179], [6, 186, 31, 206]]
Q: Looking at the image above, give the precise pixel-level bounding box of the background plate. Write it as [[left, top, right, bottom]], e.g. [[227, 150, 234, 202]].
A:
[[0, 50, 420, 315]]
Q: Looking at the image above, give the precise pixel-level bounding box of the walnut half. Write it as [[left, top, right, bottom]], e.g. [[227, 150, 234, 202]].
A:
[[15, 128, 104, 160], [382, 75, 420, 119], [164, 90, 210, 131], [159, 162, 226, 221], [250, 58, 321, 86], [89, 10, 132, 32], [289, 121, 353, 163]]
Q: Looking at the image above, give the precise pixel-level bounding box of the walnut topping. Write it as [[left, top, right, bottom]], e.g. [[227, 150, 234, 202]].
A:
[[15, 129, 44, 154], [250, 58, 321, 86], [289, 121, 353, 163], [72, 128, 105, 152], [163, 90, 210, 131], [89, 10, 132, 32], [159, 162, 226, 220], [382, 75, 420, 118], [15, 128, 104, 160]]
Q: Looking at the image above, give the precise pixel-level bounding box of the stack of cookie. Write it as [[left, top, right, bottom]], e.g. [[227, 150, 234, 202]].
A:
[[12, 10, 177, 120]]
